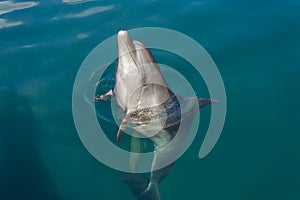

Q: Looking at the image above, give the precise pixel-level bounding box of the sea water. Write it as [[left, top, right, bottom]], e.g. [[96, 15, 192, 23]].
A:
[[1, 0, 300, 199]]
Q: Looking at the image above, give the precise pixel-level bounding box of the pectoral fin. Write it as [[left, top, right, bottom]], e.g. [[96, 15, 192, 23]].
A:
[[117, 116, 128, 142], [198, 98, 217, 109], [94, 89, 113, 102]]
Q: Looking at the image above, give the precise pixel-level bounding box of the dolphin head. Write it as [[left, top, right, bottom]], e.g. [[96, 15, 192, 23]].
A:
[[114, 30, 169, 114], [117, 30, 136, 59]]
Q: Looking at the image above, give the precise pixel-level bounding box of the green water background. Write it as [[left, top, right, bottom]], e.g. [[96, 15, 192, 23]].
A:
[[1, 0, 299, 199]]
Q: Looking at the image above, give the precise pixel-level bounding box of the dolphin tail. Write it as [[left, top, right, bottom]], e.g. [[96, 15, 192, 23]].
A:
[[121, 154, 174, 200], [121, 174, 161, 200], [138, 182, 160, 200], [120, 173, 149, 197], [136, 152, 175, 200]]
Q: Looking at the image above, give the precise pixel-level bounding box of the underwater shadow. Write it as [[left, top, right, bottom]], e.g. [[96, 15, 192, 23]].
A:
[[0, 88, 62, 200]]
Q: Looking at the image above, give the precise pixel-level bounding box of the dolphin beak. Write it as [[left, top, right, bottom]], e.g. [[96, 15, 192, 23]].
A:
[[117, 30, 130, 40], [117, 30, 135, 57]]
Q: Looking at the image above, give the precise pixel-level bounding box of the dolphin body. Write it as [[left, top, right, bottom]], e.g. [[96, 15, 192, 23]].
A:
[[95, 30, 216, 200]]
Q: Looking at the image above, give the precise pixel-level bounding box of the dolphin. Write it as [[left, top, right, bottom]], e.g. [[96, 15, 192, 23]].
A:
[[94, 30, 216, 200]]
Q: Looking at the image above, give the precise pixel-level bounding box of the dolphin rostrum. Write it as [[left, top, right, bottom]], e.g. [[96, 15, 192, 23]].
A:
[[94, 30, 217, 200]]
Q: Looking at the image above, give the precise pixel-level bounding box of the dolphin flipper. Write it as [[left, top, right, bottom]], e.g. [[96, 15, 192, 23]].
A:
[[198, 98, 217, 108], [94, 89, 113, 102]]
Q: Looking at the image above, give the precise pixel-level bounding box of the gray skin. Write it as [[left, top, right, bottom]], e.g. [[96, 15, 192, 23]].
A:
[[94, 30, 216, 200]]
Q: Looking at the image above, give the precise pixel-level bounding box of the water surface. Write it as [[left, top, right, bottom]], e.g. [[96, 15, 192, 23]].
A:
[[1, 0, 300, 199]]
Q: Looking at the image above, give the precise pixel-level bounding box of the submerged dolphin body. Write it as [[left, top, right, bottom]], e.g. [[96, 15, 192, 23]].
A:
[[95, 30, 216, 200]]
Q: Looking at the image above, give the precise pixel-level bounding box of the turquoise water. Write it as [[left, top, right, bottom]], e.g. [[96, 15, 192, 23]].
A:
[[1, 0, 300, 199]]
